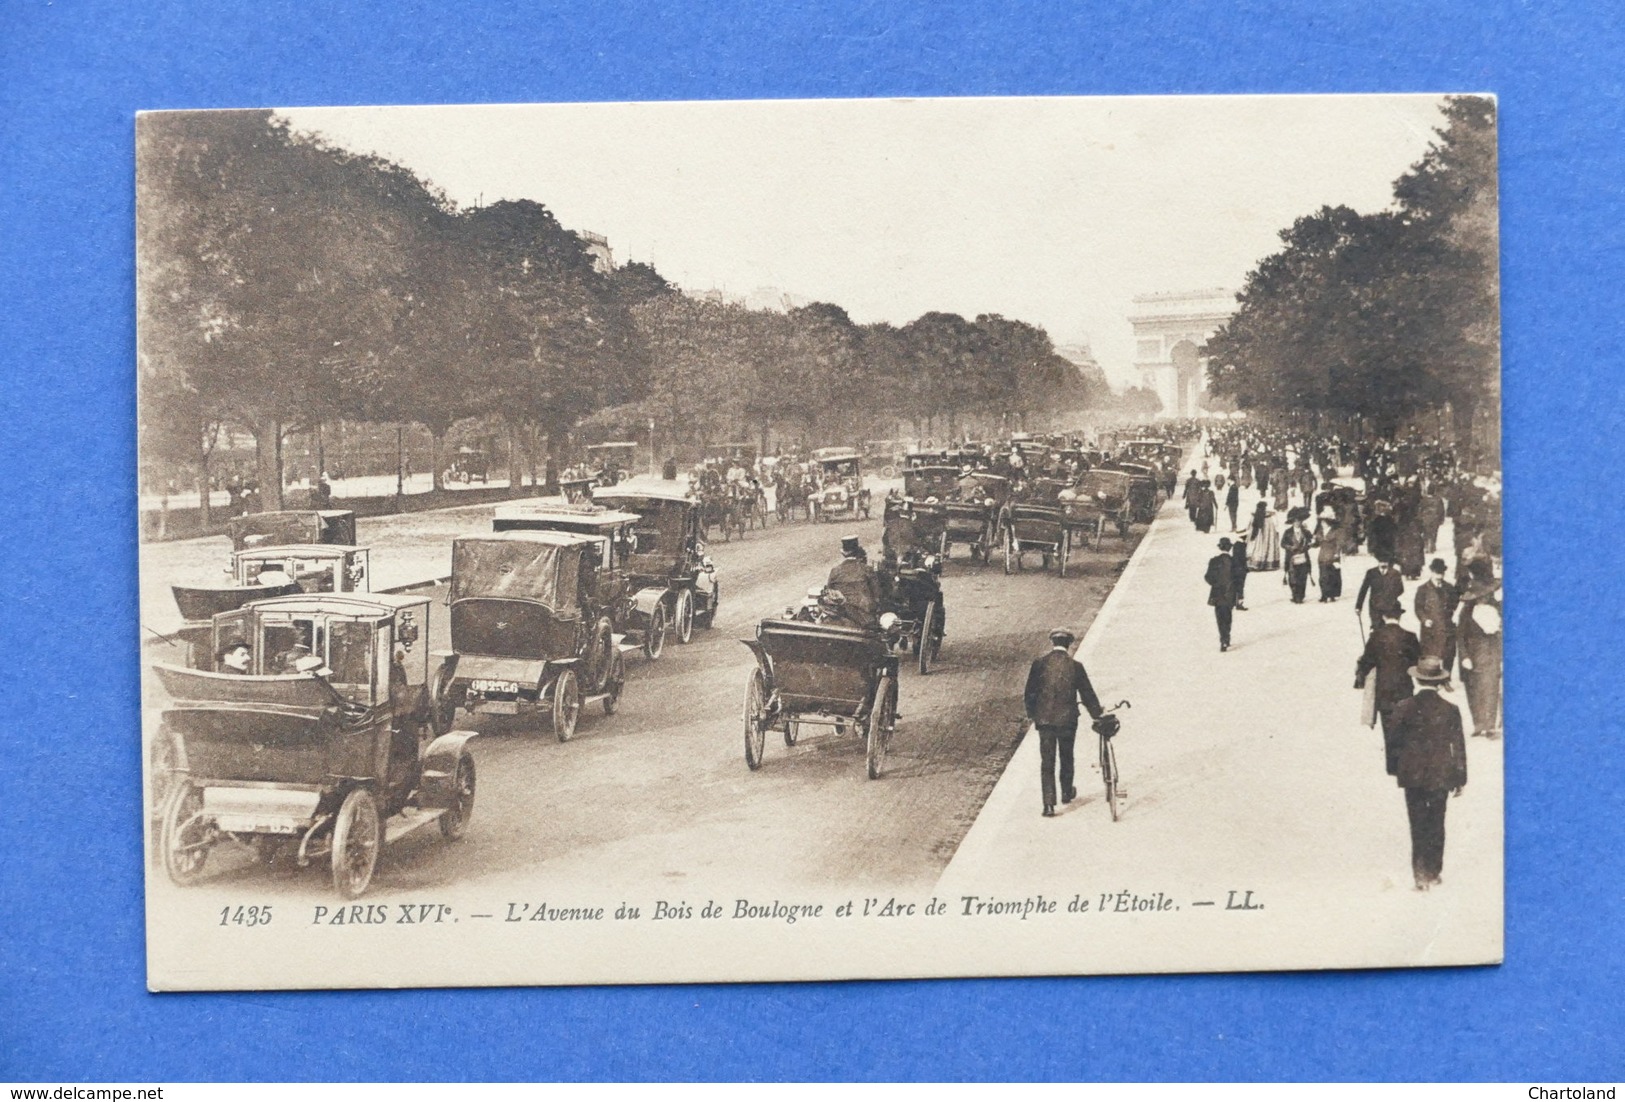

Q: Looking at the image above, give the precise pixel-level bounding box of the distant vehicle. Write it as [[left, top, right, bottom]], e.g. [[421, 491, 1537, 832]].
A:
[[1003, 478, 1084, 576], [150, 592, 475, 899], [431, 532, 627, 742], [446, 447, 489, 484], [1098, 459, 1163, 524], [941, 471, 1011, 564], [227, 510, 357, 552], [585, 442, 638, 486], [811, 449, 871, 522], [593, 485, 721, 642], [1067, 469, 1136, 548]]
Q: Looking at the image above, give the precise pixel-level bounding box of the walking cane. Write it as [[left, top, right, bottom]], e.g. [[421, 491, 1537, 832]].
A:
[[1355, 606, 1367, 645]]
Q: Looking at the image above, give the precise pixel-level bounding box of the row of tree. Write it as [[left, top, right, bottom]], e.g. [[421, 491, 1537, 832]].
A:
[[1205, 96, 1500, 447], [138, 110, 1107, 515]]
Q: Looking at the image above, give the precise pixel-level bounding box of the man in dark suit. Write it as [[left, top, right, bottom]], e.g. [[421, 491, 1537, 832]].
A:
[[1386, 656, 1468, 890], [826, 534, 881, 629], [1224, 479, 1241, 532], [1024, 628, 1105, 817], [1413, 558, 1460, 674], [1356, 558, 1405, 621], [1205, 539, 1237, 651], [1182, 470, 1201, 525], [1356, 606, 1421, 775], [1229, 535, 1250, 611]]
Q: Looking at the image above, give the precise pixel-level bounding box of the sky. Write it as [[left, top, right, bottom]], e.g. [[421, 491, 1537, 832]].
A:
[[281, 95, 1448, 386]]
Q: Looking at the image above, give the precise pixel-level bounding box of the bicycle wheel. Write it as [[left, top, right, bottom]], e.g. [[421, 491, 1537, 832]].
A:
[[1100, 734, 1121, 822]]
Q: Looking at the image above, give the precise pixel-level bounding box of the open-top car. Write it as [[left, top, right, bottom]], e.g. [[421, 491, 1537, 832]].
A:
[[431, 531, 628, 742], [740, 616, 900, 778], [593, 484, 720, 642], [150, 591, 476, 899], [879, 550, 946, 676], [811, 448, 871, 522], [493, 500, 687, 655], [226, 509, 358, 552], [882, 497, 948, 563], [585, 441, 638, 486]]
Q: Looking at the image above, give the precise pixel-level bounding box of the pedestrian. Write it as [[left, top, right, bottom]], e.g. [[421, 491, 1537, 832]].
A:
[[1193, 480, 1217, 533], [1183, 470, 1202, 525], [1224, 479, 1240, 532], [1205, 538, 1238, 652], [1023, 627, 1105, 818], [1356, 558, 1405, 622], [1315, 508, 1343, 601], [1386, 656, 1468, 891], [1366, 499, 1398, 564], [1247, 502, 1282, 570], [1457, 567, 1503, 739], [1356, 606, 1421, 775], [1414, 558, 1460, 674], [1230, 534, 1250, 611], [1281, 510, 1314, 604]]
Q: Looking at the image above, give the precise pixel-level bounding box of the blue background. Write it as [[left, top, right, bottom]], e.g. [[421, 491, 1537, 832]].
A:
[[2, 0, 1621, 1082]]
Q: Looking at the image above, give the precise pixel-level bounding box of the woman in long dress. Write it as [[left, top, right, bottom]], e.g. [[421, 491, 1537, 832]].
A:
[[1247, 502, 1282, 570]]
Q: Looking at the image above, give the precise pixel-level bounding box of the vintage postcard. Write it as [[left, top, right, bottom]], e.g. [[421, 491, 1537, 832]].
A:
[[138, 95, 1502, 990]]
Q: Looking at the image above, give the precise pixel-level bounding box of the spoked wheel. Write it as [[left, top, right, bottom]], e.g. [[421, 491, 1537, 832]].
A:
[[917, 598, 939, 675], [160, 781, 212, 887], [866, 675, 898, 780], [552, 669, 581, 742], [588, 618, 615, 693], [149, 729, 182, 817], [939, 530, 950, 560], [783, 721, 799, 747], [1003, 529, 1015, 575], [927, 606, 943, 667], [743, 669, 768, 770], [1059, 533, 1071, 578], [674, 589, 695, 644], [331, 788, 382, 898], [1101, 735, 1122, 822], [438, 753, 477, 841], [644, 604, 668, 660], [601, 652, 625, 715], [429, 662, 461, 736]]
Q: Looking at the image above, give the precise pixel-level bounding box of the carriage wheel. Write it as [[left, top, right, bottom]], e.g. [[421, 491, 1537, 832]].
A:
[[866, 675, 898, 780], [1003, 529, 1015, 575], [783, 720, 799, 747], [160, 781, 211, 887], [552, 669, 581, 742], [438, 753, 477, 841], [939, 529, 949, 561], [601, 652, 625, 715], [917, 598, 938, 675], [743, 669, 769, 770], [1059, 533, 1070, 578], [588, 617, 615, 693], [429, 662, 461, 736], [331, 788, 382, 898], [674, 589, 695, 644], [644, 604, 668, 660]]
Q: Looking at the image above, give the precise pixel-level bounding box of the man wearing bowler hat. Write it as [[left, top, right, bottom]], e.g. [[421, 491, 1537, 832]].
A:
[[1385, 656, 1468, 890], [1024, 628, 1106, 818]]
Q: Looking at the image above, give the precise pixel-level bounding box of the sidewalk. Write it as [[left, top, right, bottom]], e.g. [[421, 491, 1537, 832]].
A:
[[936, 479, 1502, 975]]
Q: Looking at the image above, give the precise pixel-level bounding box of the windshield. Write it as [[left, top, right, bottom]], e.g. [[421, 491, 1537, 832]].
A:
[[451, 540, 574, 609]]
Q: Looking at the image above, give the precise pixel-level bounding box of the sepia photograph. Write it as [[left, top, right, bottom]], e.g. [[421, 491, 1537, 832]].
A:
[[136, 94, 1503, 991]]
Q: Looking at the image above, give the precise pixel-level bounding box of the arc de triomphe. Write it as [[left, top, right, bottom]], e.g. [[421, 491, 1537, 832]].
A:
[[1129, 288, 1236, 418]]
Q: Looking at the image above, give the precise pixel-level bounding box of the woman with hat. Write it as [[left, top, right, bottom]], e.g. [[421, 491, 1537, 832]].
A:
[[1314, 507, 1344, 602], [1246, 501, 1281, 571], [1385, 656, 1468, 890]]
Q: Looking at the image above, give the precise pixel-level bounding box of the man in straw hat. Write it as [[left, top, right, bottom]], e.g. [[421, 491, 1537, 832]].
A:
[[1385, 655, 1468, 891], [1023, 627, 1106, 818]]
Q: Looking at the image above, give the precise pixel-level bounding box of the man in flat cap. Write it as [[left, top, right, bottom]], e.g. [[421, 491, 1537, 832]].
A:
[[1024, 628, 1106, 817], [826, 534, 881, 631]]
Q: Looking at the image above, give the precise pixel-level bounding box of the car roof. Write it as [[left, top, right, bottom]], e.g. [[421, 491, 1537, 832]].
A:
[[242, 591, 425, 616], [595, 485, 696, 504], [492, 504, 643, 529], [456, 530, 602, 548], [234, 543, 359, 558]]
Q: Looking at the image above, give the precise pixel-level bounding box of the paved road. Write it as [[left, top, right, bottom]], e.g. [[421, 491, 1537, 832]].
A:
[[144, 491, 1146, 905]]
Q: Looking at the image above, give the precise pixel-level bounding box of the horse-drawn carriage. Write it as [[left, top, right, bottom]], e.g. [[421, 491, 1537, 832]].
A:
[[1004, 477, 1092, 576], [151, 592, 476, 899], [740, 617, 901, 778], [430, 532, 628, 742], [942, 471, 1010, 564]]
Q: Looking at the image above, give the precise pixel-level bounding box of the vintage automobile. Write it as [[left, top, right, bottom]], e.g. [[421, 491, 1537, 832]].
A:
[[1066, 468, 1136, 547], [942, 470, 1011, 564], [226, 509, 358, 553], [446, 446, 490, 483], [902, 465, 961, 503], [879, 551, 946, 676], [740, 614, 900, 778], [882, 496, 948, 563], [151, 592, 476, 899], [493, 500, 682, 655], [594, 485, 721, 642], [585, 441, 638, 486], [1098, 459, 1164, 524], [811, 448, 871, 522], [558, 477, 597, 505], [431, 531, 628, 741], [1003, 478, 1088, 576]]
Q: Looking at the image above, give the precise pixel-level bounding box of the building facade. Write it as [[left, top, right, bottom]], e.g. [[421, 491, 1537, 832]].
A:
[[1128, 288, 1236, 418]]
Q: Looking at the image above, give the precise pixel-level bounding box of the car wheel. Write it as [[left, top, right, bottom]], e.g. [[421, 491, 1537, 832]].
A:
[[438, 753, 476, 841], [160, 781, 210, 887], [675, 590, 695, 644], [644, 604, 667, 660], [552, 669, 581, 742], [330, 788, 381, 899]]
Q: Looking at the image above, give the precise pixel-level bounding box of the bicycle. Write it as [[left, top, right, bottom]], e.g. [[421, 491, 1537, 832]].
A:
[[1093, 700, 1131, 821]]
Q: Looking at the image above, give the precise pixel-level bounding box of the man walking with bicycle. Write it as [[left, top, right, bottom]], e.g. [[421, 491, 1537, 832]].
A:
[[1024, 627, 1106, 818]]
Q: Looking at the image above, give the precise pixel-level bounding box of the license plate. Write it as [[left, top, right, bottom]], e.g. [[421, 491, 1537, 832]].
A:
[[470, 678, 519, 694]]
